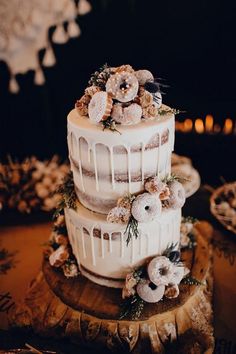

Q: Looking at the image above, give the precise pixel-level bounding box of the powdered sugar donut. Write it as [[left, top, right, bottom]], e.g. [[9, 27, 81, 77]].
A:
[[147, 256, 174, 286], [131, 193, 162, 223], [106, 71, 139, 103], [88, 91, 113, 123], [135, 69, 154, 85], [111, 103, 142, 125], [169, 266, 189, 285], [167, 180, 186, 209], [136, 280, 165, 303]]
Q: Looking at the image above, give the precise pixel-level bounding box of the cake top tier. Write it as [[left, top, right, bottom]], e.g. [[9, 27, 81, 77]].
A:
[[75, 64, 177, 131]]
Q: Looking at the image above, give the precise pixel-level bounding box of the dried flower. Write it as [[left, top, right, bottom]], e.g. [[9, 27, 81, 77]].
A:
[[122, 273, 138, 299], [117, 195, 132, 210], [49, 245, 69, 267], [62, 262, 79, 278], [144, 177, 166, 195], [142, 104, 159, 119], [164, 284, 179, 299], [139, 88, 153, 108], [75, 99, 88, 116], [85, 85, 101, 97], [107, 206, 131, 224], [114, 64, 134, 73]]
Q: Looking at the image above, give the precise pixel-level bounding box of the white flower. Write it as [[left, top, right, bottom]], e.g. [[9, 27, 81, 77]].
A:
[[35, 183, 49, 199]]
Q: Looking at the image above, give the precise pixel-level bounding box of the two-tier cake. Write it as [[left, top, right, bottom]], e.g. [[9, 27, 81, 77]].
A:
[[12, 64, 214, 353]]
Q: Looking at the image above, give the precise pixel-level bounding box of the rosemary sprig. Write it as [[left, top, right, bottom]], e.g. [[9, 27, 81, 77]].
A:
[[102, 117, 121, 134], [125, 215, 139, 246], [181, 275, 203, 286], [53, 172, 77, 218], [119, 294, 145, 320], [88, 63, 112, 90]]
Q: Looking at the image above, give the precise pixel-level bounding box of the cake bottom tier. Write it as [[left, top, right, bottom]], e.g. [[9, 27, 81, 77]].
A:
[[64, 201, 182, 288], [8, 221, 214, 354]]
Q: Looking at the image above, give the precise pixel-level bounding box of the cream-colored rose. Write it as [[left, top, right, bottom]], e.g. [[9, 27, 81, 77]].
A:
[[142, 104, 158, 119], [139, 90, 153, 108]]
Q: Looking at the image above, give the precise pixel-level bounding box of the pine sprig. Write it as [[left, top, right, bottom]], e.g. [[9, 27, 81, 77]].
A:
[[102, 117, 121, 134], [88, 63, 112, 90], [119, 294, 145, 320], [181, 275, 203, 286], [125, 215, 139, 246], [53, 172, 77, 218]]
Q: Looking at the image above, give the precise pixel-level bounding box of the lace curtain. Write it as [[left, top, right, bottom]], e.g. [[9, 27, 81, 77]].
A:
[[0, 0, 91, 93]]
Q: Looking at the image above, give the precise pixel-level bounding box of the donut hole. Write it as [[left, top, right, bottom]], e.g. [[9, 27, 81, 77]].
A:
[[159, 267, 168, 276], [148, 282, 157, 290], [145, 205, 150, 211], [120, 82, 128, 90]]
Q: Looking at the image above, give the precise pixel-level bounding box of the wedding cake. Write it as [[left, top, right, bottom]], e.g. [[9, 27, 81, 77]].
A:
[[42, 64, 213, 352]]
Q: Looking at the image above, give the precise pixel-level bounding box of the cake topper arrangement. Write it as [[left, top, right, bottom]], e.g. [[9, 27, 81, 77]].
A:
[[75, 64, 180, 131]]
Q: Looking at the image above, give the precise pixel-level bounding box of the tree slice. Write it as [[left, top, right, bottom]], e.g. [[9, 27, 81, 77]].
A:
[[8, 221, 214, 353]]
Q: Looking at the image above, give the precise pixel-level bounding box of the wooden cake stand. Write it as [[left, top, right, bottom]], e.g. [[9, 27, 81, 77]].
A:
[[9, 221, 214, 353]]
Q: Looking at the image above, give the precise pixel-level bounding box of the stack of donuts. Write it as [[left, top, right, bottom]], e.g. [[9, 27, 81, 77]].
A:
[[75, 64, 163, 126]]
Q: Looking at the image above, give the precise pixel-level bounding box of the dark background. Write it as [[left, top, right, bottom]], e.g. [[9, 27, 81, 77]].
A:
[[0, 0, 236, 184]]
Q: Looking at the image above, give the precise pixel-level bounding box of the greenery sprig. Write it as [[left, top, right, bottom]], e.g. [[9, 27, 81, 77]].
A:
[[158, 107, 185, 116], [119, 294, 145, 320], [125, 215, 139, 246], [53, 172, 77, 219], [102, 116, 121, 134], [88, 63, 112, 90], [181, 275, 203, 286]]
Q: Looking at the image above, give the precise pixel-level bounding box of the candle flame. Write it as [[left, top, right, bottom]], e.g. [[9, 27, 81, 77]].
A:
[[223, 118, 233, 134], [195, 118, 204, 134], [175, 114, 235, 135], [205, 115, 214, 132]]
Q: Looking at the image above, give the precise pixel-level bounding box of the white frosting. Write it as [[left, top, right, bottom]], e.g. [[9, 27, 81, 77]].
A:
[[64, 201, 181, 288], [67, 106, 175, 213]]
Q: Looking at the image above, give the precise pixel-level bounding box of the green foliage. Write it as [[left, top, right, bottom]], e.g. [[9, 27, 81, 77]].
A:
[[53, 172, 76, 218], [119, 294, 145, 320], [181, 275, 203, 286], [102, 117, 121, 134], [88, 63, 112, 90], [125, 215, 139, 246], [158, 107, 184, 116]]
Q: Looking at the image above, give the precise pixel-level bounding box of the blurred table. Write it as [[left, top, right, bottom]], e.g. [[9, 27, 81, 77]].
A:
[[0, 187, 236, 353]]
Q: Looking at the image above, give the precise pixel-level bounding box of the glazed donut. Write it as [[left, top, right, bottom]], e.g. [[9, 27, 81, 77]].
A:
[[135, 69, 154, 85], [147, 256, 174, 286], [111, 103, 142, 125], [131, 193, 162, 223], [136, 279, 165, 303], [167, 180, 186, 209], [164, 284, 179, 299], [88, 91, 113, 123], [106, 71, 139, 103]]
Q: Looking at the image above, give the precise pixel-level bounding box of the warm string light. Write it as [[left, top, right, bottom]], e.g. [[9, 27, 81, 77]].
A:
[[175, 115, 235, 135]]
